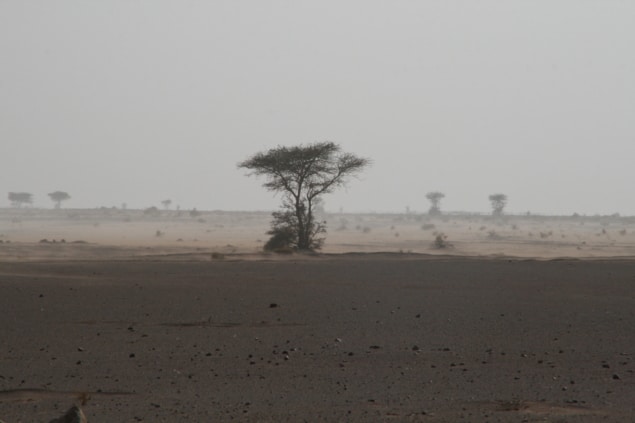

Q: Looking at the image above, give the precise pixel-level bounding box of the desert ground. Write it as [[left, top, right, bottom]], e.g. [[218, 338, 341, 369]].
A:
[[1, 208, 634, 422]]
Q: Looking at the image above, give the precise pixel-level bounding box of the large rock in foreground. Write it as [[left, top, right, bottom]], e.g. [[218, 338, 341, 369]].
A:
[[48, 406, 87, 423]]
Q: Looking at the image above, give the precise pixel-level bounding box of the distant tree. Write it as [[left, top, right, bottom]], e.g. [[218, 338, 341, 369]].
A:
[[48, 191, 71, 209], [8, 192, 33, 208], [161, 199, 172, 210], [426, 191, 445, 216], [239, 141, 370, 251], [489, 193, 508, 216], [143, 206, 160, 217]]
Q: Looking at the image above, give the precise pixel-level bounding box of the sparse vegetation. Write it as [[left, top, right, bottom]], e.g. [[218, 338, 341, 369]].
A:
[[8, 192, 33, 208], [489, 193, 508, 217], [487, 230, 502, 240], [426, 191, 445, 216], [433, 232, 451, 249], [143, 206, 160, 217], [48, 191, 71, 209], [239, 142, 370, 251]]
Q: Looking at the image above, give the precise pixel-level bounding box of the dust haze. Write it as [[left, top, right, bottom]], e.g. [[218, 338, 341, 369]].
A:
[[2, 207, 635, 260], [1, 1, 634, 216], [3, 4, 635, 421]]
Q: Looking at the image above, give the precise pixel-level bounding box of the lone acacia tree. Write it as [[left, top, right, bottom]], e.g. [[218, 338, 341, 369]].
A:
[[8, 192, 33, 208], [48, 191, 71, 209], [239, 142, 370, 251], [426, 191, 445, 216], [489, 193, 508, 216]]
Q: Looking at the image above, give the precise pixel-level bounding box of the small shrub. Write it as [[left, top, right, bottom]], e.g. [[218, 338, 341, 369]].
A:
[[264, 226, 296, 251], [144, 206, 160, 217], [421, 223, 436, 231], [433, 233, 451, 249], [211, 252, 225, 260]]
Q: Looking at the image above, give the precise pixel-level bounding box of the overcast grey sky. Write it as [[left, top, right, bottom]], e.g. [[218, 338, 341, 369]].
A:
[[2, 1, 634, 215]]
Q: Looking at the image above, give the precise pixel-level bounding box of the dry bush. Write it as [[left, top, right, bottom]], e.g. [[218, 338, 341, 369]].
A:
[[488, 231, 502, 240], [433, 233, 452, 249]]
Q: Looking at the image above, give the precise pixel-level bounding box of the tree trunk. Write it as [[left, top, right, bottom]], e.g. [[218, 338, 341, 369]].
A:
[[295, 201, 309, 250]]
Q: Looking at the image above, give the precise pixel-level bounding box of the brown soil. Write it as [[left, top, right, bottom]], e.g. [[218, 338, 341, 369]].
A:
[[1, 255, 634, 422]]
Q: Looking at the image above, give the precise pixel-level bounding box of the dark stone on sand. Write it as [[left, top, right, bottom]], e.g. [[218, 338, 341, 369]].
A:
[[48, 405, 87, 423]]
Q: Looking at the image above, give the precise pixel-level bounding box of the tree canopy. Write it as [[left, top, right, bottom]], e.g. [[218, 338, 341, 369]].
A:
[[489, 193, 508, 216], [239, 141, 370, 250], [48, 191, 71, 209], [8, 192, 33, 207], [426, 191, 445, 215]]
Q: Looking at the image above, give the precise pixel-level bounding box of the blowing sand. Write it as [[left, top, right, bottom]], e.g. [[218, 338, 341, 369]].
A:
[[0, 209, 634, 421]]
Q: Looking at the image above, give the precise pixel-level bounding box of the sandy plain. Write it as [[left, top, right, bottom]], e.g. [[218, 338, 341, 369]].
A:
[[1, 208, 634, 422]]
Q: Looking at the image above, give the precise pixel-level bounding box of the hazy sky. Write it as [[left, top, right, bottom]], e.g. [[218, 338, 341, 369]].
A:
[[2, 1, 634, 215]]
